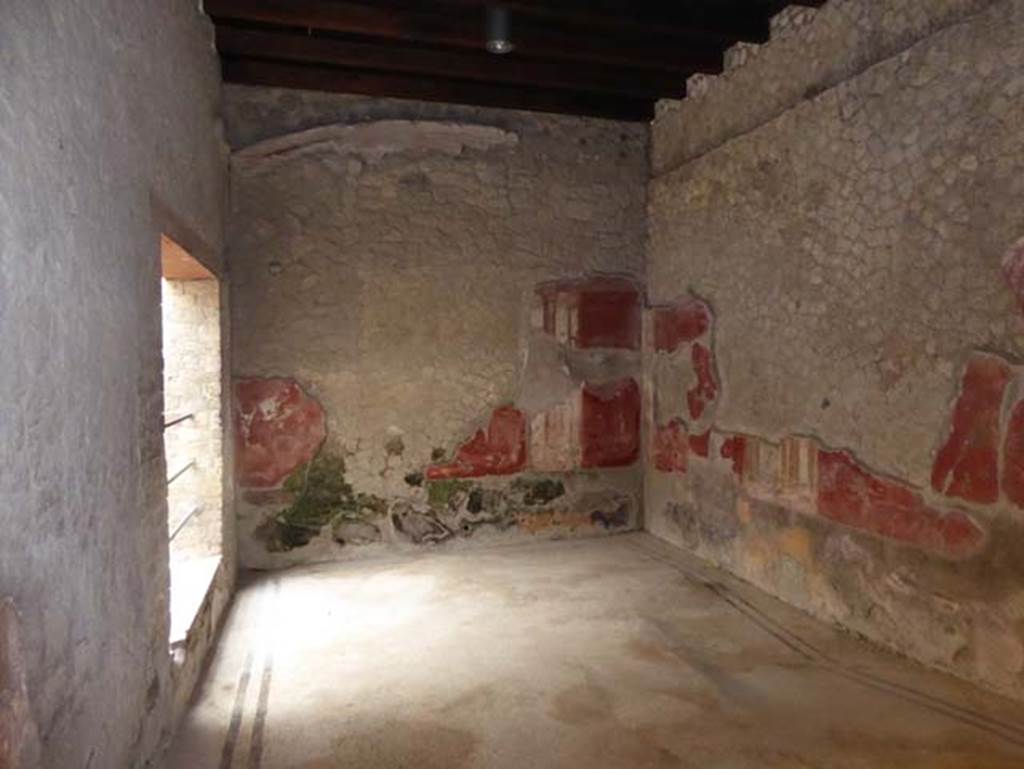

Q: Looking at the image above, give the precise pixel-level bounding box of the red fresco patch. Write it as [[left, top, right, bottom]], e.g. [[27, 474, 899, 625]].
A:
[[1002, 399, 1024, 508], [721, 436, 747, 479], [581, 378, 641, 468], [654, 419, 688, 473], [1001, 239, 1024, 315], [427, 406, 527, 479], [686, 343, 718, 420], [235, 378, 327, 488], [653, 297, 712, 353], [576, 277, 641, 350], [689, 430, 711, 458], [819, 450, 984, 559], [931, 354, 1011, 505]]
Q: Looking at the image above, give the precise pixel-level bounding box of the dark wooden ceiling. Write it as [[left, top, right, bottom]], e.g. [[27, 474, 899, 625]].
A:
[[207, 1, 826, 121]]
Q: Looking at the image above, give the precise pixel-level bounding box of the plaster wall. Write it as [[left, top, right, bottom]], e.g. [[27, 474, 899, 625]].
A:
[[646, 0, 1024, 701], [224, 88, 648, 568], [0, 1, 229, 766]]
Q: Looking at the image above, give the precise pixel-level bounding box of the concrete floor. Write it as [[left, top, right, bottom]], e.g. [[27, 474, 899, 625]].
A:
[[168, 533, 1024, 768]]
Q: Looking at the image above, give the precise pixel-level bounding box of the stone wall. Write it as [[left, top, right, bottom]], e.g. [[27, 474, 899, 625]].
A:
[[224, 87, 648, 568], [0, 1, 228, 766], [652, 0, 999, 176], [163, 277, 224, 560], [646, 0, 1024, 701]]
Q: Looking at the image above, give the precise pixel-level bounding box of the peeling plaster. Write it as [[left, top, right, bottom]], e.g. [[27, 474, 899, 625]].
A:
[[647, 0, 1024, 702], [233, 120, 519, 165]]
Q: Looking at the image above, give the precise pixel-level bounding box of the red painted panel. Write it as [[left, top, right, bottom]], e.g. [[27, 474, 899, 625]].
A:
[[721, 436, 746, 479], [426, 406, 527, 479], [931, 354, 1011, 505], [686, 343, 718, 420], [235, 378, 327, 488], [581, 378, 641, 468], [688, 430, 711, 458], [819, 450, 984, 559], [653, 419, 688, 473], [576, 277, 641, 350], [1003, 399, 1024, 508], [653, 297, 711, 353]]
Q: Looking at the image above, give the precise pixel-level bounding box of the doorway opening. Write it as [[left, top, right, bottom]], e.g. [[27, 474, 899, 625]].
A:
[[160, 235, 224, 644]]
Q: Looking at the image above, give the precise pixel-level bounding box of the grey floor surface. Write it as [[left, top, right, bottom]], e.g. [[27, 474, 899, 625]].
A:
[[168, 533, 1024, 768]]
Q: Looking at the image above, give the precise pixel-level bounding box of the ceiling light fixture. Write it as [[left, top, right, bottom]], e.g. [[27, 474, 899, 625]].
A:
[[485, 5, 514, 55]]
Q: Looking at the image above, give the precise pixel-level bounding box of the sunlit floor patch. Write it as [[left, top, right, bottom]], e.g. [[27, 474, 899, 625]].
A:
[[168, 533, 1024, 769]]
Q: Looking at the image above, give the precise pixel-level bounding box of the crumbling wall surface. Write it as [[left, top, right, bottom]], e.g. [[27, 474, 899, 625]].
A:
[[653, 0, 1001, 175], [646, 0, 1024, 701], [225, 88, 648, 568], [0, 1, 227, 766]]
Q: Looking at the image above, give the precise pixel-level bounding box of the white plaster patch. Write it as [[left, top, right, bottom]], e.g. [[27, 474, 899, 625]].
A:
[[233, 120, 519, 166]]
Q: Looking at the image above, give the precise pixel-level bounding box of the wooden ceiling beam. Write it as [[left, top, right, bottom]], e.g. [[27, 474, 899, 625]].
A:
[[434, 0, 772, 44], [216, 26, 686, 99], [221, 57, 656, 121], [205, 0, 724, 72]]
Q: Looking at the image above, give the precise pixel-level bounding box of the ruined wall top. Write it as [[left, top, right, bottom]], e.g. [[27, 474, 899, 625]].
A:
[[652, 0, 999, 176]]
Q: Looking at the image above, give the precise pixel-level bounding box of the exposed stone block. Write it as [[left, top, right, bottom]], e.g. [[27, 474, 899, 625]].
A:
[[391, 503, 454, 544], [235, 378, 327, 488], [581, 378, 641, 468], [426, 406, 527, 479], [819, 450, 984, 559], [931, 354, 1011, 505]]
